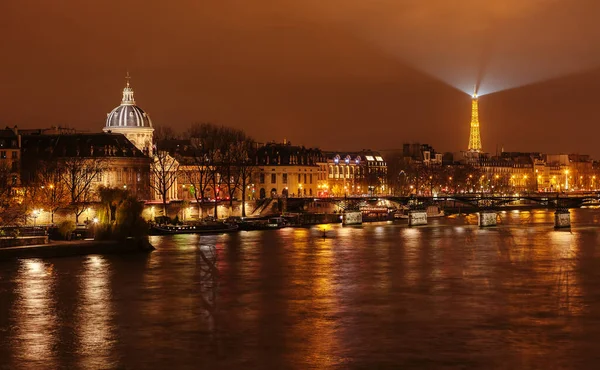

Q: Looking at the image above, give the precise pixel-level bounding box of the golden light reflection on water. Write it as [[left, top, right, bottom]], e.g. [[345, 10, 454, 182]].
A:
[[5, 210, 600, 368], [402, 227, 421, 286], [77, 255, 114, 368], [549, 231, 584, 316], [13, 259, 57, 366], [287, 233, 343, 368]]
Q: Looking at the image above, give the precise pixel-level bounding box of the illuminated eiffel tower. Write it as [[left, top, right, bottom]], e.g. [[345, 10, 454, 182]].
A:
[[467, 88, 482, 152]]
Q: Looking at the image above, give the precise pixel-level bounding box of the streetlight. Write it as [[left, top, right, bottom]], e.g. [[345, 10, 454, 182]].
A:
[[32, 209, 40, 228]]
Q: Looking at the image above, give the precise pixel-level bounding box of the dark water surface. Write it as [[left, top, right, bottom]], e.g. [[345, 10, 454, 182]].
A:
[[3, 209, 600, 369]]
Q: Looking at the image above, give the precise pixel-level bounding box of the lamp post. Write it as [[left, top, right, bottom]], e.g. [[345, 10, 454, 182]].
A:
[[399, 170, 407, 196], [32, 209, 39, 228]]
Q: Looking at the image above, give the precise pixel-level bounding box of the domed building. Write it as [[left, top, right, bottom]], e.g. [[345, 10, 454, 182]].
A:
[[103, 75, 154, 154]]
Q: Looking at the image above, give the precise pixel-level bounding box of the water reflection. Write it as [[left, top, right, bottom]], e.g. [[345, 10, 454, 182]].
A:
[[12, 259, 57, 367], [77, 255, 115, 368], [2, 210, 600, 368]]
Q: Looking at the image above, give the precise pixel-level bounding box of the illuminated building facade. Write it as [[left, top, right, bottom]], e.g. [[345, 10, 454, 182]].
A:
[[254, 141, 321, 198], [158, 139, 220, 202], [535, 154, 596, 192], [476, 152, 540, 193], [20, 133, 151, 200], [318, 150, 387, 196]]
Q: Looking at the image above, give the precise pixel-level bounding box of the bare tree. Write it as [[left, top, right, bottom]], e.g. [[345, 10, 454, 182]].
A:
[[0, 162, 28, 227], [34, 160, 70, 223], [59, 157, 106, 224], [185, 123, 255, 218], [238, 152, 256, 217], [188, 123, 224, 218], [150, 150, 179, 216], [181, 149, 213, 219], [218, 129, 253, 211], [153, 125, 179, 141]]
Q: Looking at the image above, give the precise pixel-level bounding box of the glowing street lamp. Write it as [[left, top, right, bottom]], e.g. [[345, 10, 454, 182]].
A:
[[32, 209, 40, 228]]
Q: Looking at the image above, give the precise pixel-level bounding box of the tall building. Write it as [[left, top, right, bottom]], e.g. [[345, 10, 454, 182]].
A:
[[103, 74, 154, 154], [254, 141, 321, 199], [0, 127, 21, 188], [318, 150, 388, 196], [467, 92, 482, 153]]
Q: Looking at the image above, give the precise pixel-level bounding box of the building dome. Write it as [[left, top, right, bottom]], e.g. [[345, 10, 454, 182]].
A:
[[105, 76, 153, 128], [103, 74, 154, 154], [106, 105, 152, 128]]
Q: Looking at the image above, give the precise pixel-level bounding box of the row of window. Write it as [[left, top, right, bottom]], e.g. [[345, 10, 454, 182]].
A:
[[0, 140, 18, 148], [0, 151, 18, 159], [96, 169, 145, 183], [259, 173, 314, 185]]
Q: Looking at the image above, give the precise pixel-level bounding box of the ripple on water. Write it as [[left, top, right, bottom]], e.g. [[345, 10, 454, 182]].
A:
[[1, 210, 600, 369]]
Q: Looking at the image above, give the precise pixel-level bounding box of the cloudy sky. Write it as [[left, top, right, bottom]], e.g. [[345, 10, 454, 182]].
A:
[[1, 0, 600, 156]]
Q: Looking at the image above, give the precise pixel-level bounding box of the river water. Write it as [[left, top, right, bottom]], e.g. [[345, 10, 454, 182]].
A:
[[3, 209, 600, 369]]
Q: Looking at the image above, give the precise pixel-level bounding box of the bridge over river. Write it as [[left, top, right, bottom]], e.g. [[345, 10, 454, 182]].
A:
[[284, 192, 600, 213]]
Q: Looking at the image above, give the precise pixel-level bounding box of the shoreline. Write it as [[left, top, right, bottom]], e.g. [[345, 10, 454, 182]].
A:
[[0, 238, 154, 261]]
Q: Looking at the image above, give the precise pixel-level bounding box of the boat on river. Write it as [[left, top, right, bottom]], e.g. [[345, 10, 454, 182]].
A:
[[236, 217, 288, 231], [150, 222, 239, 235]]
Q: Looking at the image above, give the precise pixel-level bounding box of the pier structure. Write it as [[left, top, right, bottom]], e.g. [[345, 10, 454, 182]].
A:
[[478, 211, 498, 227], [408, 211, 428, 226], [554, 208, 571, 228]]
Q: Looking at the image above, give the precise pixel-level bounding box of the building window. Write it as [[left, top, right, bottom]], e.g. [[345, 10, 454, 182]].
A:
[[117, 170, 122, 182], [260, 173, 265, 184], [11, 151, 17, 159], [282, 173, 288, 184], [271, 173, 276, 184], [298, 174, 301, 183], [310, 174, 313, 184], [0, 151, 5, 159], [304, 174, 307, 184]]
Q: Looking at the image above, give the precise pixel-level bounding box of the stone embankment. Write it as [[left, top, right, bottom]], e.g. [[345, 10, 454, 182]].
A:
[[0, 238, 154, 260]]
